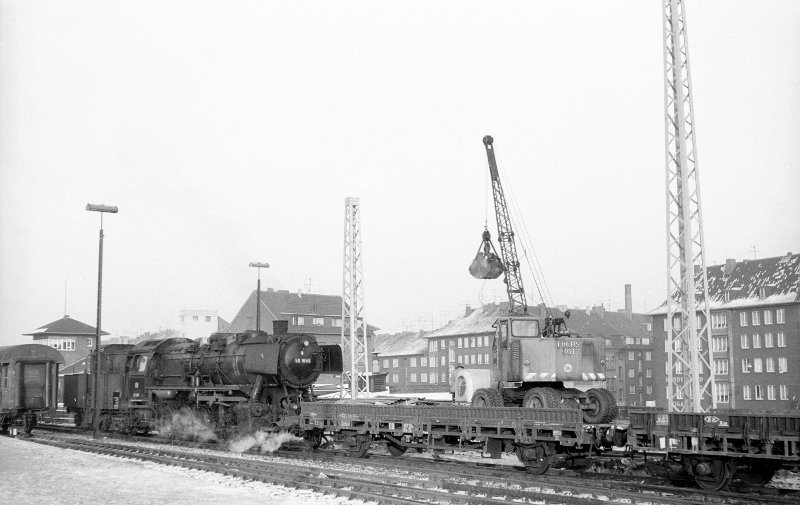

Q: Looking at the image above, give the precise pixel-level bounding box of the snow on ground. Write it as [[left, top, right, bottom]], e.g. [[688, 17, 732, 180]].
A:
[[0, 436, 368, 505]]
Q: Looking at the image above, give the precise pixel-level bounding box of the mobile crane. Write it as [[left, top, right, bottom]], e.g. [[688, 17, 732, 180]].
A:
[[457, 136, 617, 424]]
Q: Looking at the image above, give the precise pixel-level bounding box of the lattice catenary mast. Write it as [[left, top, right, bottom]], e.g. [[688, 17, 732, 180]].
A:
[[341, 197, 370, 398], [663, 0, 714, 412]]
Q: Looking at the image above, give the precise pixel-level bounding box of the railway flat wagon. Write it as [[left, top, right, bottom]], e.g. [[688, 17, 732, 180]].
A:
[[627, 409, 800, 491], [0, 344, 64, 435], [298, 402, 619, 474]]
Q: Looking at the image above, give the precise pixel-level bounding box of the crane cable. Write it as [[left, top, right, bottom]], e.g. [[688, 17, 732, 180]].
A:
[[493, 152, 556, 318]]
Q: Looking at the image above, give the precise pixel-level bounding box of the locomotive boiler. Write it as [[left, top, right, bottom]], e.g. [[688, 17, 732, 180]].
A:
[[64, 321, 342, 436]]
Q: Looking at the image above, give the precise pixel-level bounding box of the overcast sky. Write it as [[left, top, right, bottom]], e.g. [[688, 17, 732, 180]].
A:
[[1, 1, 798, 346]]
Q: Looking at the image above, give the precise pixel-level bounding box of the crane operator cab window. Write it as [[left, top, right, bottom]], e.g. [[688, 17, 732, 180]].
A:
[[494, 321, 509, 351], [511, 319, 540, 338]]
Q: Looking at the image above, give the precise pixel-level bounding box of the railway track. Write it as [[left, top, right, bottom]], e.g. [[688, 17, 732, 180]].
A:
[[21, 430, 799, 505]]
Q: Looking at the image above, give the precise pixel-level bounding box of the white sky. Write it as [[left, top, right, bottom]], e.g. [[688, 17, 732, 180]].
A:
[[1, 1, 798, 346]]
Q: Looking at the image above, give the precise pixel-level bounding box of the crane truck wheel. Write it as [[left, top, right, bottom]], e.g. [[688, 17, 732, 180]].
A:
[[583, 388, 614, 424], [523, 388, 559, 409], [595, 389, 618, 422], [471, 388, 504, 407]]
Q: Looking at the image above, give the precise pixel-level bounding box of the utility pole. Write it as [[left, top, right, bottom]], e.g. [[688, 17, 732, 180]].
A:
[[249, 262, 269, 332], [663, 0, 714, 412], [341, 197, 370, 398]]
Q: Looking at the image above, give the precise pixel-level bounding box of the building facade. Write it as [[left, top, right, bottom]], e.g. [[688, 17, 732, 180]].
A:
[[650, 253, 800, 411], [24, 315, 108, 371], [178, 310, 229, 342]]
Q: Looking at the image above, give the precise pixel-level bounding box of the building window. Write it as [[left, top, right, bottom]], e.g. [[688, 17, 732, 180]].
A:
[[742, 358, 753, 373], [711, 313, 727, 329], [204, 316, 211, 322], [742, 385, 751, 400], [740, 334, 749, 349], [484, 353, 489, 363], [625, 337, 634, 345], [755, 385, 764, 400], [483, 336, 490, 347], [477, 354, 483, 364], [421, 372, 428, 383], [764, 310, 772, 325], [714, 359, 729, 375], [1, 365, 7, 388], [629, 385, 636, 395], [382, 359, 389, 369], [646, 368, 652, 378], [410, 373, 417, 383], [332, 318, 342, 327], [87, 338, 93, 348], [715, 382, 730, 403], [765, 333, 773, 348], [312, 317, 324, 326], [767, 385, 775, 400], [468, 336, 474, 348], [646, 385, 653, 395], [605, 338, 612, 347], [628, 351, 635, 361], [645, 351, 652, 361], [628, 368, 635, 378], [441, 372, 447, 383], [392, 359, 399, 368], [457, 338, 463, 349], [440, 355, 445, 366], [766, 358, 775, 373], [410, 357, 417, 368], [712, 336, 728, 352], [777, 332, 786, 347], [780, 385, 788, 400], [754, 358, 763, 373], [292, 316, 305, 325], [391, 373, 399, 383], [429, 358, 435, 368], [739, 312, 748, 326], [457, 355, 463, 364], [642, 338, 650, 346], [753, 334, 761, 348], [421, 357, 428, 367], [429, 373, 436, 384], [751, 311, 760, 326], [778, 357, 788, 373], [776, 308, 785, 324], [429, 341, 436, 352]]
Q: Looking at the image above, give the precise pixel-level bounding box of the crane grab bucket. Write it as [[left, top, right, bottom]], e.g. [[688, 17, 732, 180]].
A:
[[469, 230, 504, 279]]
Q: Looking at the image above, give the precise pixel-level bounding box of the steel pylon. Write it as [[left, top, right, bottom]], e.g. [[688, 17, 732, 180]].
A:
[[341, 197, 370, 398], [663, 0, 714, 412]]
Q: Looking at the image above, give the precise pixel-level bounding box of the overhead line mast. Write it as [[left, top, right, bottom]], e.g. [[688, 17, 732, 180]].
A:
[[663, 0, 715, 412]]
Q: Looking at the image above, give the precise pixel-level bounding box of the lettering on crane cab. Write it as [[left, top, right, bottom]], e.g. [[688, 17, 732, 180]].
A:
[[556, 341, 580, 348], [557, 341, 580, 355]]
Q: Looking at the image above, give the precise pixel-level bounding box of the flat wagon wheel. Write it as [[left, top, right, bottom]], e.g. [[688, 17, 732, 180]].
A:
[[691, 457, 734, 492], [345, 434, 371, 458], [736, 460, 780, 487], [516, 443, 554, 475], [386, 440, 407, 457], [523, 387, 559, 409], [471, 388, 504, 407]]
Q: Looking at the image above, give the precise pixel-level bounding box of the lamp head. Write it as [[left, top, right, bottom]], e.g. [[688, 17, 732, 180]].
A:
[[86, 204, 119, 213], [249, 262, 270, 268]]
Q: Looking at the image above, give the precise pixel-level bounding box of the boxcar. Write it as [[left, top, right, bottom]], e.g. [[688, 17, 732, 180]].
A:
[[0, 344, 64, 434]]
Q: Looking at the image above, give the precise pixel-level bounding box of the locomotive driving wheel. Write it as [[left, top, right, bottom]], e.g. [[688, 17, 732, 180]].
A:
[[516, 443, 554, 475]]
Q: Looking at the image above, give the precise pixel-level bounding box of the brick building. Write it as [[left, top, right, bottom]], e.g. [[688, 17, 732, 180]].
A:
[[24, 315, 108, 372], [650, 253, 800, 410], [371, 331, 429, 393]]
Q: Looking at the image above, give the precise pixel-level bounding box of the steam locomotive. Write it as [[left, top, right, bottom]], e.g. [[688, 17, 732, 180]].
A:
[[63, 321, 342, 437]]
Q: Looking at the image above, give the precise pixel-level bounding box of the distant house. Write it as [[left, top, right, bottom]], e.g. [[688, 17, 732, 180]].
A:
[[24, 315, 108, 372], [650, 253, 800, 411], [226, 288, 376, 347], [179, 310, 229, 342], [372, 331, 429, 393]]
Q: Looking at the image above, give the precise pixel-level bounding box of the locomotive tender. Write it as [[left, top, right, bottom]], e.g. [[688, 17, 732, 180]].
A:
[[64, 320, 342, 436], [0, 344, 64, 435]]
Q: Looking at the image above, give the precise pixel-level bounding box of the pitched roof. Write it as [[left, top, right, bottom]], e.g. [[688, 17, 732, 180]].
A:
[[372, 331, 429, 356], [424, 302, 650, 339], [226, 288, 377, 335], [24, 315, 109, 337], [650, 252, 800, 314]]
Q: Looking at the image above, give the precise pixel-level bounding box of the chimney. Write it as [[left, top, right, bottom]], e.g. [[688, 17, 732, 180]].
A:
[[724, 258, 737, 278], [624, 284, 632, 318]]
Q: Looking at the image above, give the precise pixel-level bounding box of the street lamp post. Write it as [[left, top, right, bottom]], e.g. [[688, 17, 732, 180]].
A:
[[86, 203, 118, 439], [249, 262, 269, 332]]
